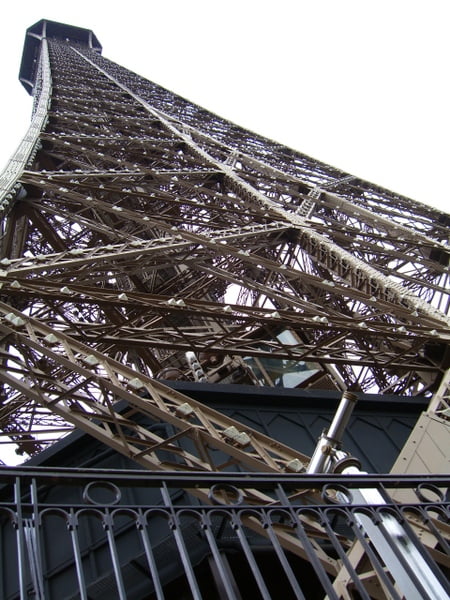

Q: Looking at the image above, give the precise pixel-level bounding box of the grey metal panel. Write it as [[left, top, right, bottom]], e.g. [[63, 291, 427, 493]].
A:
[[220, 405, 419, 473], [391, 412, 450, 475]]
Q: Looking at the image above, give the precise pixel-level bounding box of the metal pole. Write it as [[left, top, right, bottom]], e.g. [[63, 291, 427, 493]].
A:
[[306, 391, 357, 474]]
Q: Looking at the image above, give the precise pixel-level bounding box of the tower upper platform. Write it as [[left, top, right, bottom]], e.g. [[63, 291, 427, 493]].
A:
[[19, 19, 102, 95]]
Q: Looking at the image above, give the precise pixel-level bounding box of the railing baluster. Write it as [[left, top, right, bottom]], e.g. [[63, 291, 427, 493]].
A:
[[68, 509, 89, 600], [13, 476, 28, 600], [104, 510, 127, 600], [231, 512, 272, 600], [201, 512, 240, 600], [160, 483, 203, 600], [137, 511, 165, 600]]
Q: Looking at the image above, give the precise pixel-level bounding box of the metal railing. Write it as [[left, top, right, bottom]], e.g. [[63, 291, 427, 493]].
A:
[[0, 467, 448, 599]]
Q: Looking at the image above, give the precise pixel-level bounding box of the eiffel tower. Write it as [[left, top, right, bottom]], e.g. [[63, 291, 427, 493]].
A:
[[0, 19, 449, 599]]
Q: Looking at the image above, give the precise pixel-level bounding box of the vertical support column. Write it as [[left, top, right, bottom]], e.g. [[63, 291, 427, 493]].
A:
[[307, 391, 357, 474]]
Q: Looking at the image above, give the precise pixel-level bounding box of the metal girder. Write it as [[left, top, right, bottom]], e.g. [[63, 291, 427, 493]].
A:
[[0, 300, 312, 474], [78, 47, 448, 326], [0, 41, 51, 205], [0, 35, 447, 451], [173, 118, 449, 252]]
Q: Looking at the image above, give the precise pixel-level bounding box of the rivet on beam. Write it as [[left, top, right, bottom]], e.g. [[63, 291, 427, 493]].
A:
[[4, 313, 26, 327], [286, 458, 304, 473], [223, 426, 251, 447], [128, 377, 145, 391], [176, 403, 194, 418], [83, 354, 100, 367]]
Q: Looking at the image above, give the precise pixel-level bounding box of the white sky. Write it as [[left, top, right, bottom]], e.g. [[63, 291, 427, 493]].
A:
[[0, 0, 449, 213]]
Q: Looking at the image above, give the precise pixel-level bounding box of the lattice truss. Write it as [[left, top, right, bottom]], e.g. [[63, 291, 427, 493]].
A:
[[0, 25, 449, 458]]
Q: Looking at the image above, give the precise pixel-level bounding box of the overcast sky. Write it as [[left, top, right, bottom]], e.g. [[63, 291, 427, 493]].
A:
[[0, 1, 448, 213]]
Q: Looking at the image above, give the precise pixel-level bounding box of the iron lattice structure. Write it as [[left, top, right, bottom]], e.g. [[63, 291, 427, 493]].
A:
[[0, 20, 449, 600], [0, 19, 449, 459]]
